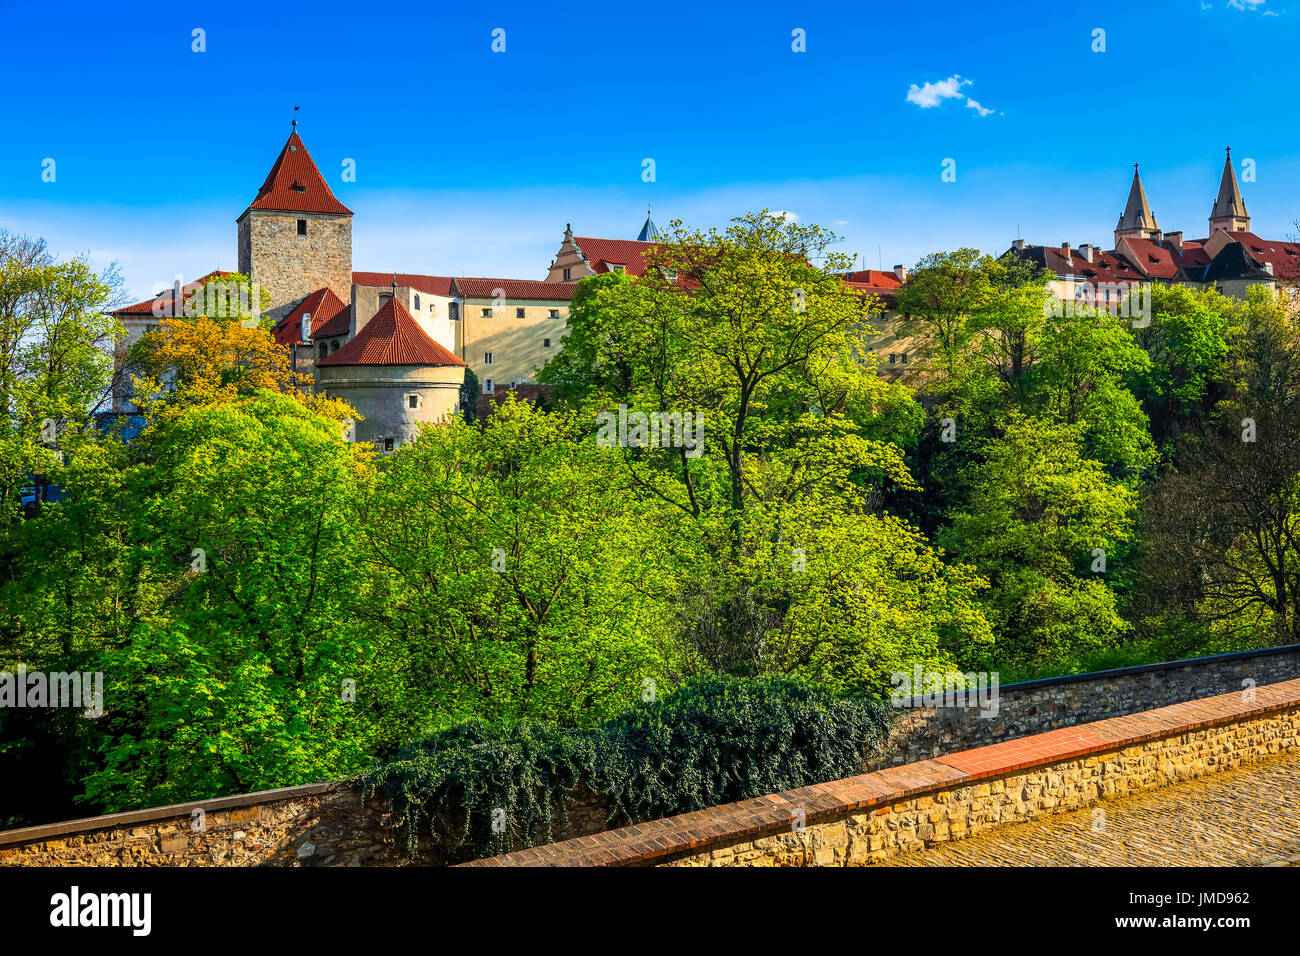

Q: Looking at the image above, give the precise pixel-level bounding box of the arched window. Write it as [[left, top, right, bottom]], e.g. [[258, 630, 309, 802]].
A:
[[414, 295, 421, 310]]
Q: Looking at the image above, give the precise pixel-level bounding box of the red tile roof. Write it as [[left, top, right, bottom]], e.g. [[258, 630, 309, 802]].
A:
[[452, 277, 579, 300], [271, 287, 347, 346], [316, 297, 465, 367], [843, 280, 899, 307], [1117, 237, 1209, 280], [573, 237, 659, 277], [111, 271, 236, 316], [313, 303, 352, 339], [243, 132, 352, 218], [1224, 231, 1300, 280], [1014, 244, 1146, 285], [842, 269, 903, 288], [352, 272, 455, 297]]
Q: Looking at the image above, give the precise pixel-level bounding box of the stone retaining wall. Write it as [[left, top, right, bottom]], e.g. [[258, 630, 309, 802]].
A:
[[463, 676, 1300, 866]]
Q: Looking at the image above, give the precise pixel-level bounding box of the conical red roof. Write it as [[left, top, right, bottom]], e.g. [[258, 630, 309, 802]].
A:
[[243, 131, 353, 217], [317, 297, 465, 367]]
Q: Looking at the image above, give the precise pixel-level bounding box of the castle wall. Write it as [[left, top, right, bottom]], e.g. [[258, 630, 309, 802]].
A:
[[459, 297, 569, 392]]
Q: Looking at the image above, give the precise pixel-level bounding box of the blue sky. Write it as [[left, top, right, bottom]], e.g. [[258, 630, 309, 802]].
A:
[[1, 0, 1297, 302]]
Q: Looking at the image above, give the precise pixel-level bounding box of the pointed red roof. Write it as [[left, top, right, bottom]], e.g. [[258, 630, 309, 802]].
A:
[[317, 297, 465, 367], [271, 287, 348, 345], [243, 131, 353, 218]]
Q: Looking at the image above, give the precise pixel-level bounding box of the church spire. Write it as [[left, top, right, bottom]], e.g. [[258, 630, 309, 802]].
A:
[[1114, 163, 1161, 245], [1209, 146, 1250, 234], [637, 204, 660, 242]]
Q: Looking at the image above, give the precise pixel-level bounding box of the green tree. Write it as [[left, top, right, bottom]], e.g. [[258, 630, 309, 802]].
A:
[[357, 396, 682, 733], [941, 413, 1136, 670]]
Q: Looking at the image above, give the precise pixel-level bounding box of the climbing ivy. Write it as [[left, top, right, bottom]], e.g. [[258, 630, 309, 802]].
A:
[[362, 675, 894, 862]]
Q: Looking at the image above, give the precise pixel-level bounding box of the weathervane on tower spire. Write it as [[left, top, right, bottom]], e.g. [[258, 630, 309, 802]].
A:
[[292, 106, 299, 130]]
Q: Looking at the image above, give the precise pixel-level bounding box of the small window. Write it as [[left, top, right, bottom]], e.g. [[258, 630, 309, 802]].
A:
[[665, 269, 678, 282], [484, 378, 494, 394], [297, 219, 307, 236], [562, 267, 571, 281], [449, 301, 460, 321], [889, 353, 897, 365], [543, 338, 551, 348], [384, 438, 394, 452], [549, 309, 560, 318], [481, 307, 492, 318], [516, 307, 525, 318], [610, 264, 625, 273], [408, 395, 419, 409], [145, 323, 158, 333], [319, 343, 328, 361], [330, 340, 340, 353], [483, 352, 493, 365], [900, 353, 909, 365], [414, 295, 421, 310]]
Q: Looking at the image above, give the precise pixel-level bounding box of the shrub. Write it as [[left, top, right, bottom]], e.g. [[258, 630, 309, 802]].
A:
[[362, 674, 894, 861]]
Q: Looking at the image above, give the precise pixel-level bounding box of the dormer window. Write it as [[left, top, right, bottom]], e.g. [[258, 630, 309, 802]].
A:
[[609, 263, 626, 273], [293, 182, 306, 193]]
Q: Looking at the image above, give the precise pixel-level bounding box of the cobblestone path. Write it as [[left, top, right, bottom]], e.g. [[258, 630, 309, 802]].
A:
[[873, 749, 1300, 866]]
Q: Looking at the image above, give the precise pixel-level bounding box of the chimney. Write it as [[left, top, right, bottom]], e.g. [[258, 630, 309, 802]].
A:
[[1165, 231, 1183, 253], [1152, 229, 1162, 242], [893, 264, 907, 282], [301, 312, 311, 343], [1011, 238, 1026, 251], [1079, 243, 1096, 263], [1061, 242, 1071, 258]]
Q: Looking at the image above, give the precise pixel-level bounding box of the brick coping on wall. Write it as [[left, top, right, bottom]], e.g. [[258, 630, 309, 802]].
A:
[[0, 781, 341, 848], [459, 676, 1300, 867]]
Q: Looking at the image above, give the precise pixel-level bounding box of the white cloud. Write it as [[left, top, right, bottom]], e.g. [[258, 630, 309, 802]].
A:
[[1227, 0, 1267, 9], [906, 74, 998, 117], [771, 210, 799, 222], [905, 75, 970, 108]]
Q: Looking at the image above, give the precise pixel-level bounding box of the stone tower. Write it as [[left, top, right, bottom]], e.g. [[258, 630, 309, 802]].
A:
[[1209, 147, 1250, 235], [1114, 164, 1161, 246], [315, 296, 467, 451], [237, 129, 353, 314]]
